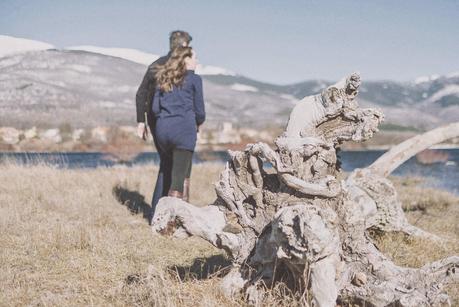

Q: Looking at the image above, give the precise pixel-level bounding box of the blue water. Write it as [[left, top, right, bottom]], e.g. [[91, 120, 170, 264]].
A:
[[1, 149, 458, 195], [339, 149, 459, 194]]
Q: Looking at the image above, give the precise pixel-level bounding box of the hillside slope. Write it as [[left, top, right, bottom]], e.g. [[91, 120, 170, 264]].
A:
[[0, 50, 293, 129], [0, 35, 457, 130]]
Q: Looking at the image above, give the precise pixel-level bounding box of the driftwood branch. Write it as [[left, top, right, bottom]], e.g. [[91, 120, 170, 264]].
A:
[[369, 122, 459, 177]]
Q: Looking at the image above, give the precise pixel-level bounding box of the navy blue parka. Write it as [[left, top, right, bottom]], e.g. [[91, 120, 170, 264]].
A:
[[152, 70, 205, 152]]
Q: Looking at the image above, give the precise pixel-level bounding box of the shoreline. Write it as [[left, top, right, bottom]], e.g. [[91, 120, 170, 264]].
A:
[[1, 143, 458, 154], [340, 143, 459, 151]]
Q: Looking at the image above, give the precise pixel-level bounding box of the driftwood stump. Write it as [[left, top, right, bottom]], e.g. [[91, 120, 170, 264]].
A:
[[152, 73, 459, 306]]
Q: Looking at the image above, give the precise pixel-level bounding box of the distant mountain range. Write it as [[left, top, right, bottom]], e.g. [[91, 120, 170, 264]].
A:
[[0, 35, 458, 130]]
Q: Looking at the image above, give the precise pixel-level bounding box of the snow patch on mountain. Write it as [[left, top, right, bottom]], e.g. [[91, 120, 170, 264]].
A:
[[446, 71, 459, 79], [312, 81, 329, 92], [230, 83, 258, 92], [279, 93, 299, 104], [66, 45, 235, 76], [67, 46, 160, 65], [68, 64, 92, 73], [0, 35, 233, 77], [426, 85, 459, 103], [196, 64, 235, 76], [414, 74, 440, 84], [0, 35, 54, 57]]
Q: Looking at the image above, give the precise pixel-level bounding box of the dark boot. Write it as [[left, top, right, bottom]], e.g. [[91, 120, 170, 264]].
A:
[[168, 189, 183, 199], [182, 178, 190, 202]]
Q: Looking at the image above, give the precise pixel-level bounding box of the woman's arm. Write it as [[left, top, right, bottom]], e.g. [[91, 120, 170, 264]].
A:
[[193, 75, 206, 126], [135, 65, 155, 123], [152, 88, 161, 117]]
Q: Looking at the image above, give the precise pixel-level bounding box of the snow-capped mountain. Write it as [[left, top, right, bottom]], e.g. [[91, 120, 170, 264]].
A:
[[0, 49, 291, 129], [414, 74, 440, 85], [66, 45, 160, 66], [0, 35, 235, 76], [0, 35, 458, 130], [66, 45, 235, 76], [0, 35, 54, 57]]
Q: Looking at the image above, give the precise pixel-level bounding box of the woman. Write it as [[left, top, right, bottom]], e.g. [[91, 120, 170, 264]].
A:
[[151, 46, 205, 204]]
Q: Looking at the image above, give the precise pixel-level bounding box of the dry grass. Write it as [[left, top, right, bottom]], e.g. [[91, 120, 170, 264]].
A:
[[0, 162, 457, 306], [373, 176, 459, 304]]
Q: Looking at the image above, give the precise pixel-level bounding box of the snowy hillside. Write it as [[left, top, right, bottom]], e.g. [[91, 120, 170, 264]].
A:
[[66, 45, 235, 76], [0, 35, 457, 130], [0, 49, 291, 128], [0, 35, 235, 76], [0, 35, 54, 57], [66, 45, 160, 66]]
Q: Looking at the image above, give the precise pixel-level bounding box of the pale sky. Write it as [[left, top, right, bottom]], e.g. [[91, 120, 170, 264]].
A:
[[1, 0, 458, 84]]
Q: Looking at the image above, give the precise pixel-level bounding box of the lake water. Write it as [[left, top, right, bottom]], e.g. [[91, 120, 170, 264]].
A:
[[1, 149, 458, 195]]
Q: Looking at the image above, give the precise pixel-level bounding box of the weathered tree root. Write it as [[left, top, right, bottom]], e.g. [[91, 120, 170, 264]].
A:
[[345, 169, 444, 242], [151, 73, 459, 306], [151, 197, 226, 244]]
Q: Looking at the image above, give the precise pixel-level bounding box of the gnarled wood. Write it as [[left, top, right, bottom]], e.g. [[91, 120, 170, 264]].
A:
[[152, 74, 458, 306]]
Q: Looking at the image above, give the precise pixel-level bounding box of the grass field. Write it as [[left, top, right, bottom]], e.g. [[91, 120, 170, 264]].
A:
[[0, 162, 457, 306]]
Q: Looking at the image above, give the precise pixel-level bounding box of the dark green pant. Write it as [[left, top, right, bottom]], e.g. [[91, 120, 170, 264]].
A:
[[170, 149, 193, 193]]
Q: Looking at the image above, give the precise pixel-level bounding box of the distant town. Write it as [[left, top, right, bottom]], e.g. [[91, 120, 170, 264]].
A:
[[1, 122, 458, 156]]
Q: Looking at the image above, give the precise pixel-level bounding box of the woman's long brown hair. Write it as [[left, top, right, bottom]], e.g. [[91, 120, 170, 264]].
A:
[[155, 46, 193, 92]]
